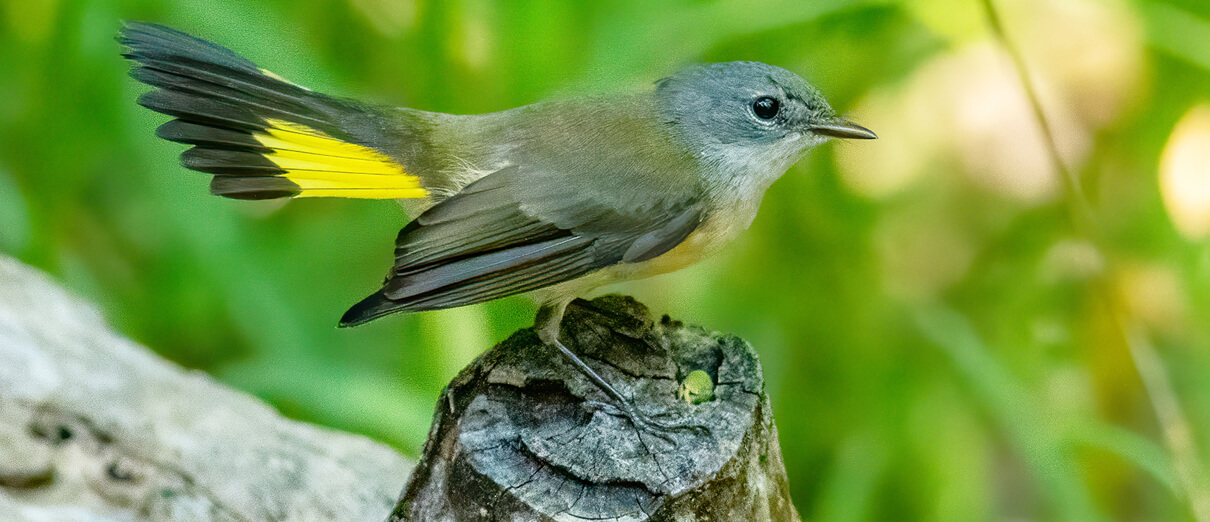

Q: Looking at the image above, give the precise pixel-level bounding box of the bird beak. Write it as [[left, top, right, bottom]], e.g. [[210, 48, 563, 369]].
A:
[[810, 119, 877, 140]]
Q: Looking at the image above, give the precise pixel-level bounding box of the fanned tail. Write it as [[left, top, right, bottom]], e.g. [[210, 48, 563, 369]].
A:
[[120, 22, 428, 200]]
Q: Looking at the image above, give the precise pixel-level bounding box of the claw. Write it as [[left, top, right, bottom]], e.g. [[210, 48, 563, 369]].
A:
[[550, 338, 710, 444], [584, 399, 708, 445]]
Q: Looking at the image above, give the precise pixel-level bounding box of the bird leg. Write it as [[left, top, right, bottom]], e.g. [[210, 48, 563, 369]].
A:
[[535, 301, 704, 441]]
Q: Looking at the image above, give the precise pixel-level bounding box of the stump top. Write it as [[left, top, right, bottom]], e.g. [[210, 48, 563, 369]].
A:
[[398, 295, 775, 521]]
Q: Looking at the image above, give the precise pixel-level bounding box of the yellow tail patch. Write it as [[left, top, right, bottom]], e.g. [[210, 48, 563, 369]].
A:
[[259, 68, 311, 91], [255, 119, 427, 199]]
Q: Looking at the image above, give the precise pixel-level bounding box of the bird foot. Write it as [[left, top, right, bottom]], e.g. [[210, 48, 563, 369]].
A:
[[585, 400, 709, 445]]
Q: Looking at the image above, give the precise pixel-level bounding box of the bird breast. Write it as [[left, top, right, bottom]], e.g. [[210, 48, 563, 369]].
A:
[[610, 193, 763, 282]]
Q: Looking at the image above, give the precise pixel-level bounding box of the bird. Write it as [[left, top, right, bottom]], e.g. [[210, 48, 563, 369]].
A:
[[119, 22, 875, 430]]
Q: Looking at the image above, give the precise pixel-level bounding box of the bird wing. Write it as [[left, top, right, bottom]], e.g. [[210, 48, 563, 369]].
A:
[[340, 164, 703, 325]]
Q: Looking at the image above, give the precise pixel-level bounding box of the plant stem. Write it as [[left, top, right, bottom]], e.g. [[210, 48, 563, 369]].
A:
[[978, 0, 1210, 519]]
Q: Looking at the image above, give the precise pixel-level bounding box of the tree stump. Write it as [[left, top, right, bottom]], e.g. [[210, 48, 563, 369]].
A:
[[0, 254, 799, 521], [394, 295, 799, 521]]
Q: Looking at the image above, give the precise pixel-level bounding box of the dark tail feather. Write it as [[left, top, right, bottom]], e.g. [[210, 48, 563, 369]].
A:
[[120, 22, 427, 201], [120, 23, 261, 73]]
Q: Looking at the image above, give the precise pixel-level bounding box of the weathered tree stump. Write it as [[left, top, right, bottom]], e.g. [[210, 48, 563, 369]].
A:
[[394, 295, 798, 521], [0, 254, 798, 521]]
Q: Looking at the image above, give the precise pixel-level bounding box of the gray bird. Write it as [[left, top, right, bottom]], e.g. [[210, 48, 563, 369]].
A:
[[120, 22, 876, 428]]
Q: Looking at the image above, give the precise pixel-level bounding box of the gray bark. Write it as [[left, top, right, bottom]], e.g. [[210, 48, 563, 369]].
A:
[[0, 256, 413, 521], [0, 254, 798, 522], [394, 295, 799, 522]]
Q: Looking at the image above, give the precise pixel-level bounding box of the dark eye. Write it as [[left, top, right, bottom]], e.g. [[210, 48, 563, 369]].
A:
[[752, 96, 779, 119]]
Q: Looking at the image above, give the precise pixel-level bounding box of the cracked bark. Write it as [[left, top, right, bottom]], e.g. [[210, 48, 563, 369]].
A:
[[0, 252, 798, 521], [0, 256, 412, 521], [394, 295, 799, 522]]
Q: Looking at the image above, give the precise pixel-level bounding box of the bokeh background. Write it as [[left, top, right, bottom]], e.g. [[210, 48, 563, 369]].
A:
[[2, 0, 1210, 519]]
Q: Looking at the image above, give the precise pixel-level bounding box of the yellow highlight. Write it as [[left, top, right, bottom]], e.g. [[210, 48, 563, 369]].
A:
[[254, 119, 427, 199], [1160, 105, 1210, 240], [259, 68, 312, 91]]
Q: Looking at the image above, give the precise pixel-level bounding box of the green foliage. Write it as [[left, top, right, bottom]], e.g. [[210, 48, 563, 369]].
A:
[[2, 0, 1210, 519]]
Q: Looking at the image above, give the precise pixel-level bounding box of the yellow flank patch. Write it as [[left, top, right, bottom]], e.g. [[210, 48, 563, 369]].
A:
[[254, 119, 427, 199]]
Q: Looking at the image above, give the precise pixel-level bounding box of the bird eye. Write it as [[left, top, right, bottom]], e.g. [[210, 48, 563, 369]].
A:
[[752, 96, 779, 120]]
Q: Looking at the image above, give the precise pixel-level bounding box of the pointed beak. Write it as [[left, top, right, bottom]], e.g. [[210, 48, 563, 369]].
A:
[[810, 119, 877, 140]]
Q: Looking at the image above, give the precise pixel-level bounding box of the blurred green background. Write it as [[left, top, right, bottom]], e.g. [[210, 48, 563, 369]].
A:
[[3, 0, 1210, 519]]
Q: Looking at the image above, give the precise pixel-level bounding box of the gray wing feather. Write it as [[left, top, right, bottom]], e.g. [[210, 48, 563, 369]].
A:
[[622, 206, 702, 263], [340, 164, 703, 325], [388, 235, 592, 299]]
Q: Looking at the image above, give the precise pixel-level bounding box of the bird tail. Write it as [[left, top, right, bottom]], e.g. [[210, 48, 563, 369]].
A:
[[120, 22, 429, 200]]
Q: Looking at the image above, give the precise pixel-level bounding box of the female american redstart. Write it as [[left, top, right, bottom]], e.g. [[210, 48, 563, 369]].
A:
[[120, 22, 875, 429]]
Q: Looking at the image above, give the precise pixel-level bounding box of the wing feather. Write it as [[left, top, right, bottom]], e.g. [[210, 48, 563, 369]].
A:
[[340, 164, 705, 326], [386, 235, 592, 299]]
